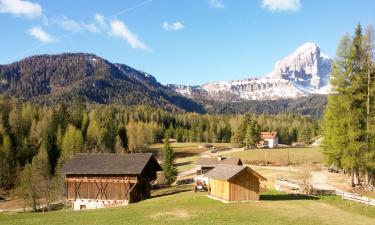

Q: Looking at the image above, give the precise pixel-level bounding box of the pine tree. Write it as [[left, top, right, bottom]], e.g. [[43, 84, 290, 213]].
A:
[[244, 119, 261, 149], [363, 26, 375, 185], [323, 34, 353, 182], [323, 24, 375, 186], [162, 136, 177, 186]]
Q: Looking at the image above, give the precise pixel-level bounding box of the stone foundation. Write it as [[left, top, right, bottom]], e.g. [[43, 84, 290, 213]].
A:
[[72, 199, 129, 210]]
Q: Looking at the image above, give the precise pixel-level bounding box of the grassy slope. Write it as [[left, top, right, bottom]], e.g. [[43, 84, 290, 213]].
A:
[[1, 186, 374, 225]]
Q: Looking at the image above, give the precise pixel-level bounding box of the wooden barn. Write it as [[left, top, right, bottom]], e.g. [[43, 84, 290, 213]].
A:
[[61, 153, 162, 210], [205, 165, 266, 202]]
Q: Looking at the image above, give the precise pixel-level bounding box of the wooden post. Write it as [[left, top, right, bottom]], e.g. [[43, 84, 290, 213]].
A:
[[264, 150, 267, 167]]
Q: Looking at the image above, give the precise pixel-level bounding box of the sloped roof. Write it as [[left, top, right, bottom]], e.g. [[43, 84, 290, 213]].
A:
[[196, 157, 242, 167], [205, 165, 267, 181], [61, 153, 162, 175], [261, 132, 278, 139]]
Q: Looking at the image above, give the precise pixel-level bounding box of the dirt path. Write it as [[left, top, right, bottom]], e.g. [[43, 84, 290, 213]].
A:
[[310, 171, 338, 191]]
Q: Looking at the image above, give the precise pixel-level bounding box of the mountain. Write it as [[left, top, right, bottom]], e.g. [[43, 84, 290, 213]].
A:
[[0, 53, 204, 113], [168, 42, 332, 101]]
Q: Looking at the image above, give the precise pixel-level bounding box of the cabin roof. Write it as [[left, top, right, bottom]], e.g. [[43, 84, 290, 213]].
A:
[[205, 165, 267, 181], [196, 157, 242, 167], [61, 153, 162, 175], [261, 132, 278, 139]]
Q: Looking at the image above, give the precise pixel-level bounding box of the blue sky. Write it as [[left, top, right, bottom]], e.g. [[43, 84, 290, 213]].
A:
[[0, 0, 374, 85]]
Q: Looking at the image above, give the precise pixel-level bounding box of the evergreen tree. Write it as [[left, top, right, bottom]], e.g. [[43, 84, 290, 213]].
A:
[[244, 120, 261, 149], [323, 24, 375, 186], [162, 136, 177, 186]]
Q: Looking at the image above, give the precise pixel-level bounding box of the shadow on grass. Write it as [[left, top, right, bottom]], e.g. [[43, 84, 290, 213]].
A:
[[260, 194, 319, 201], [175, 152, 198, 158], [151, 185, 192, 198], [175, 161, 193, 167]]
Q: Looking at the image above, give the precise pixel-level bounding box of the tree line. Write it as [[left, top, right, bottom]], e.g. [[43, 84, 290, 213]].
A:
[[0, 96, 319, 209], [323, 24, 375, 187]]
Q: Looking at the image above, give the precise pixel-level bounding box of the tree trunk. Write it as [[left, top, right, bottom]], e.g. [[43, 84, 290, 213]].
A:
[[366, 59, 371, 187], [350, 168, 355, 187], [364, 170, 369, 186], [355, 169, 360, 185], [32, 196, 37, 212]]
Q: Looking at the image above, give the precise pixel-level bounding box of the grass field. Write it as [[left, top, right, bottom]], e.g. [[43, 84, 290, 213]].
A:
[[1, 185, 374, 225], [150, 142, 233, 173], [226, 147, 324, 166]]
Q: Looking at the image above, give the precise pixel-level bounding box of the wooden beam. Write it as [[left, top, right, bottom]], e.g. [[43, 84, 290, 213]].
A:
[[66, 178, 138, 183]]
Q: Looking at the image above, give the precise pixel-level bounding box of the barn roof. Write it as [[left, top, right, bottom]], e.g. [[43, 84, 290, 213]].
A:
[[205, 165, 267, 181], [196, 157, 242, 167], [261, 132, 278, 139], [61, 153, 162, 175]]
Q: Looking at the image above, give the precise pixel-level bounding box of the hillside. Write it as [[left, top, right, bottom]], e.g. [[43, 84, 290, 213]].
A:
[[205, 95, 327, 119], [0, 187, 374, 225], [0, 53, 204, 113], [0, 53, 328, 117]]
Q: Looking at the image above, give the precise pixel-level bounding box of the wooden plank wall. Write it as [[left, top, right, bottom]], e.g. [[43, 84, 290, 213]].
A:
[[229, 170, 260, 201], [209, 179, 230, 201], [67, 181, 131, 201]]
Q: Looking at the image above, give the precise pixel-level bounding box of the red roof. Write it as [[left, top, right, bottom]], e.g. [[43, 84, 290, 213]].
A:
[[261, 132, 278, 139]]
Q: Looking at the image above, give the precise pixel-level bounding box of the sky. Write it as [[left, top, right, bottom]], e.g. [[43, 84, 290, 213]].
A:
[[0, 0, 374, 85]]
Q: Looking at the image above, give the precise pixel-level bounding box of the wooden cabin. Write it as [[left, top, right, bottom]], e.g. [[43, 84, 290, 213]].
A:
[[196, 156, 242, 175], [61, 153, 162, 210], [205, 165, 266, 202]]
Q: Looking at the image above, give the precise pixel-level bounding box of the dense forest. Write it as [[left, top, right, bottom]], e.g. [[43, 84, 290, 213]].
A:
[[205, 95, 327, 119], [323, 24, 375, 187], [0, 95, 319, 191]]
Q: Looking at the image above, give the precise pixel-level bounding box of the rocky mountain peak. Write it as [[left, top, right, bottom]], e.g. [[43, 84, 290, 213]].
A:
[[168, 42, 333, 101], [270, 42, 331, 89]]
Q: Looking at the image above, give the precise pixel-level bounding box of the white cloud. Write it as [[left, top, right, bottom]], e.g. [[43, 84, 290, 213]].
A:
[[162, 22, 184, 31], [94, 13, 107, 29], [28, 26, 54, 43], [82, 23, 101, 33], [109, 19, 148, 50], [56, 16, 82, 32], [0, 0, 42, 18], [56, 15, 101, 33], [261, 0, 301, 12], [209, 0, 224, 9]]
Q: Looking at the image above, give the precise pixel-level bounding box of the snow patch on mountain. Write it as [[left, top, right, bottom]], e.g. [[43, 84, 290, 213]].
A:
[[168, 42, 332, 101]]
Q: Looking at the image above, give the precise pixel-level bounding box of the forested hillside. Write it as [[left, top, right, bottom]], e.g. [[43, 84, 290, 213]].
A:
[[0, 53, 204, 113], [0, 53, 329, 117], [205, 95, 327, 119]]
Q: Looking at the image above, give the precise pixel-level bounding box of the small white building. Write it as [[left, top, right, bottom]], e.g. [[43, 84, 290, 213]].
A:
[[260, 132, 279, 148]]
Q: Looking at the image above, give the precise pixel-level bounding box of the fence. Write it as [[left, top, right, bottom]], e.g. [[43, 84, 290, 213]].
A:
[[335, 191, 375, 206], [275, 179, 375, 207]]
